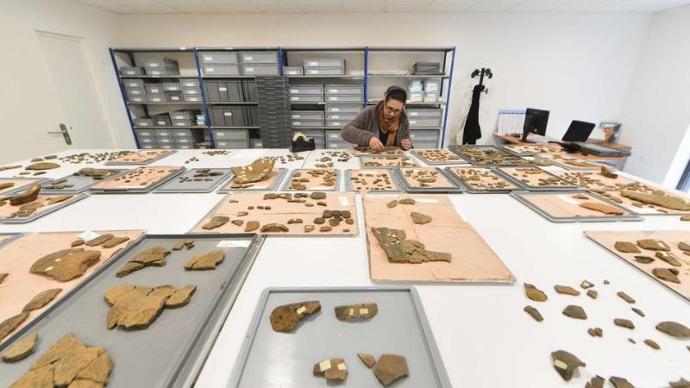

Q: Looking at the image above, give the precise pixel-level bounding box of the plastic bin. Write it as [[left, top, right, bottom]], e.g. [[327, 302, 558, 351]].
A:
[[240, 51, 279, 64], [120, 66, 145, 76], [289, 86, 324, 95], [241, 63, 279, 76], [202, 63, 240, 76], [304, 59, 345, 67], [200, 51, 238, 64]]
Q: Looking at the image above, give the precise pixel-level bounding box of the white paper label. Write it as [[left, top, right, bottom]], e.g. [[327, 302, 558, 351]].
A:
[[319, 360, 331, 372], [290, 89, 298, 93], [410, 112, 419, 116], [151, 88, 160, 93], [296, 306, 307, 315], [359, 308, 368, 315], [331, 108, 340, 112], [207, 68, 215, 72], [204, 56, 213, 61], [330, 89, 339, 93], [171, 96, 180, 101], [219, 87, 227, 91], [331, 115, 340, 119], [293, 121, 301, 125], [216, 240, 251, 248], [337, 363, 347, 371], [78, 231, 100, 241], [245, 56, 253, 61], [557, 194, 581, 205], [415, 198, 438, 204], [338, 196, 350, 207], [308, 61, 318, 66], [246, 67, 254, 73], [224, 112, 233, 116], [150, 63, 159, 67]]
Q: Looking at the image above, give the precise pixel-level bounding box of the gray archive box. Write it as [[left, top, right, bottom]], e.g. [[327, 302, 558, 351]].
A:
[[133, 118, 154, 127], [242, 81, 258, 101], [289, 85, 324, 95], [289, 95, 323, 103], [407, 108, 443, 118], [240, 51, 279, 63], [171, 129, 194, 138], [214, 129, 250, 141], [325, 104, 361, 113], [142, 58, 178, 68], [250, 138, 263, 148], [145, 67, 180, 76], [147, 95, 166, 103], [283, 66, 303, 75], [241, 63, 279, 76], [202, 63, 240, 76], [290, 111, 324, 120], [128, 95, 145, 103], [291, 118, 324, 128], [325, 119, 346, 128], [424, 78, 442, 93], [145, 83, 164, 95], [152, 115, 171, 127], [171, 119, 193, 127], [181, 86, 201, 95], [325, 129, 348, 148], [135, 128, 155, 137], [123, 79, 144, 88], [180, 79, 199, 88], [304, 67, 345, 76], [171, 110, 193, 120], [325, 85, 363, 95], [205, 80, 242, 102], [325, 94, 361, 103], [162, 82, 180, 92], [183, 94, 202, 102], [304, 58, 345, 67], [167, 92, 184, 102], [410, 129, 440, 147], [200, 51, 238, 64], [125, 87, 145, 98], [326, 111, 356, 121], [408, 117, 442, 128], [120, 66, 145, 76]]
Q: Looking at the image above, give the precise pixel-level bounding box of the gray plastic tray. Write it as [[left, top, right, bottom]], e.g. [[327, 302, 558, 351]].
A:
[[448, 145, 532, 167], [281, 169, 341, 192], [393, 167, 463, 193], [358, 155, 417, 169], [409, 149, 469, 166], [0, 233, 22, 248], [154, 168, 233, 193], [105, 150, 176, 166], [90, 168, 185, 194], [510, 190, 642, 223], [41, 169, 127, 195], [0, 233, 264, 388], [228, 287, 451, 388], [0, 193, 87, 224], [343, 169, 403, 193], [217, 168, 288, 193], [0, 178, 49, 196], [495, 167, 580, 192], [443, 167, 518, 194]]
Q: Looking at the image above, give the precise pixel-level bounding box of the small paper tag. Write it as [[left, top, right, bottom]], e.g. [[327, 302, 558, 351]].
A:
[[557, 194, 580, 205], [338, 196, 349, 207], [337, 363, 347, 371], [216, 240, 251, 248], [348, 308, 354, 316], [415, 198, 438, 204], [554, 360, 568, 370], [319, 360, 331, 372], [296, 306, 307, 315], [359, 308, 368, 315], [78, 231, 100, 241]]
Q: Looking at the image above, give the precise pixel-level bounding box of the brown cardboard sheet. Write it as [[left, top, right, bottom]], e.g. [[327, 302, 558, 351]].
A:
[[446, 167, 519, 191], [498, 167, 574, 189], [221, 168, 283, 191], [516, 192, 637, 219], [412, 149, 465, 164], [360, 155, 419, 168], [191, 192, 358, 236], [0, 179, 39, 195], [398, 168, 456, 189], [0, 194, 81, 222], [585, 230, 690, 301], [91, 166, 183, 191], [348, 169, 401, 192], [285, 169, 338, 191], [557, 171, 690, 215], [0, 230, 144, 343], [107, 149, 173, 165], [364, 195, 514, 283]]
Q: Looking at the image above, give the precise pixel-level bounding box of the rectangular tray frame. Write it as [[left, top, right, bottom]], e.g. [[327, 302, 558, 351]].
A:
[[40, 169, 128, 195], [217, 168, 288, 193], [448, 144, 533, 167], [280, 168, 341, 192], [510, 190, 642, 223], [105, 150, 177, 166], [393, 167, 463, 194], [443, 166, 520, 194], [154, 168, 233, 193], [0, 193, 88, 224], [409, 149, 469, 166], [0, 178, 50, 196], [357, 155, 419, 169], [495, 166, 581, 192], [89, 167, 185, 194], [0, 233, 265, 388], [344, 169, 403, 193], [227, 286, 452, 388]]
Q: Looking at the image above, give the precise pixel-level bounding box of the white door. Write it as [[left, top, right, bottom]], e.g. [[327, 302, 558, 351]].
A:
[[36, 31, 114, 149]]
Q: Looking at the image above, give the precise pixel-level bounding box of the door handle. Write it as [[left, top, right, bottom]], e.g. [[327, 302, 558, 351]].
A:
[[47, 123, 72, 145]]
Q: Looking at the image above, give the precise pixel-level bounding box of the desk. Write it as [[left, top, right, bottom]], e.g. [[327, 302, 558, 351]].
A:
[[494, 133, 631, 168]]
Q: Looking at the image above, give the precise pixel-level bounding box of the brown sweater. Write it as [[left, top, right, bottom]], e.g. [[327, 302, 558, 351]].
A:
[[340, 102, 411, 146]]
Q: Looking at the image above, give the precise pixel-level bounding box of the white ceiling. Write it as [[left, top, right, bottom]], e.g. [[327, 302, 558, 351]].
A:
[[75, 0, 690, 14]]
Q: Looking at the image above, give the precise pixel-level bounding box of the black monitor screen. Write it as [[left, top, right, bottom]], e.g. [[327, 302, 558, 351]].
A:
[[522, 108, 550, 141]]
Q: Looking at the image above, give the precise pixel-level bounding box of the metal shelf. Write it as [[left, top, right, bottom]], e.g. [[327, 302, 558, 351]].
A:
[[291, 126, 340, 130], [367, 100, 446, 106], [120, 75, 198, 79], [126, 101, 203, 105], [211, 126, 260, 129], [206, 101, 258, 105], [287, 75, 364, 79], [202, 76, 256, 79], [133, 126, 207, 130], [367, 74, 450, 79]]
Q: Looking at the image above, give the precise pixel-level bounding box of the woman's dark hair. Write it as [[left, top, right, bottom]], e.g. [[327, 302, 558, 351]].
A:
[[384, 86, 407, 104]]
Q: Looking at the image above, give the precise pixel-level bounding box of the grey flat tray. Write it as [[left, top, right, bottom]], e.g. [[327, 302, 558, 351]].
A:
[[443, 167, 518, 194], [281, 169, 341, 192], [41, 169, 127, 195], [90, 168, 185, 194], [105, 150, 176, 166], [217, 168, 288, 193], [393, 167, 463, 193], [228, 287, 451, 388], [358, 155, 418, 169], [0, 233, 264, 388], [154, 168, 233, 193], [510, 190, 642, 223], [1, 178, 49, 196], [448, 145, 532, 167], [498, 145, 537, 156], [0, 193, 88, 224], [344, 169, 403, 193], [495, 167, 580, 192], [409, 149, 469, 166]]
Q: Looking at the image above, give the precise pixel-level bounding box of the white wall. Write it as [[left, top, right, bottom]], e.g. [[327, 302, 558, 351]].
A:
[[113, 12, 649, 146], [0, 0, 125, 164], [617, 5, 690, 187]]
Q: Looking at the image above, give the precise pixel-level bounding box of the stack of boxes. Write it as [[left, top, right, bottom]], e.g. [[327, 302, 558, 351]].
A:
[[303, 58, 346, 76], [407, 108, 443, 148], [133, 110, 208, 149], [123, 78, 201, 103], [119, 57, 180, 77], [324, 84, 362, 149], [408, 78, 442, 103], [200, 51, 280, 76], [204, 80, 257, 102], [288, 85, 323, 103]]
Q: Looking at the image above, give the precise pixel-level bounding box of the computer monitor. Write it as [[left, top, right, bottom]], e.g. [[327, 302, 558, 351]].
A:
[[562, 120, 596, 142], [521, 108, 550, 141]]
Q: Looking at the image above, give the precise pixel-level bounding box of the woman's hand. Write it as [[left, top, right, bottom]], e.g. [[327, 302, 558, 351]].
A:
[[400, 138, 412, 150], [369, 137, 385, 151]]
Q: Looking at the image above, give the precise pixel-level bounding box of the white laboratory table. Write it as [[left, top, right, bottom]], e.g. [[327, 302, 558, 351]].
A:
[[1, 148, 688, 388]]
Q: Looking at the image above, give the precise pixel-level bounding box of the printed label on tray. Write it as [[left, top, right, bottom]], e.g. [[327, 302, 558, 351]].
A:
[[216, 240, 251, 248], [338, 196, 350, 207], [78, 231, 101, 241], [415, 198, 438, 204], [557, 194, 581, 205]]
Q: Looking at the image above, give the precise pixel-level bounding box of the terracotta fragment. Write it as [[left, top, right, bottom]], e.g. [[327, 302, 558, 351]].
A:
[[184, 250, 225, 270], [617, 291, 635, 304], [0, 272, 7, 284], [554, 285, 580, 296], [85, 234, 113, 247], [550, 350, 585, 381], [313, 358, 348, 382], [600, 166, 618, 179], [260, 223, 289, 233], [410, 211, 432, 224], [105, 285, 174, 330], [372, 354, 409, 387], [655, 251, 682, 266], [524, 283, 548, 302], [310, 192, 326, 200], [614, 241, 641, 254], [398, 198, 416, 205], [679, 241, 690, 252], [637, 239, 670, 251], [633, 255, 654, 264], [0, 312, 29, 341], [202, 216, 229, 230], [245, 221, 260, 232], [371, 226, 451, 264], [30, 248, 102, 282], [621, 189, 690, 211], [116, 246, 170, 277], [524, 305, 543, 322], [614, 318, 635, 329], [587, 290, 598, 299], [70, 239, 84, 247], [652, 267, 681, 283], [562, 305, 587, 320], [231, 158, 275, 184], [358, 353, 376, 368], [22, 288, 62, 312], [102, 236, 130, 249], [586, 375, 605, 388], [269, 301, 321, 333], [631, 307, 645, 317], [2, 331, 38, 362], [643, 339, 660, 350], [655, 321, 690, 338], [580, 202, 624, 215], [670, 378, 690, 388], [386, 200, 398, 208], [609, 376, 635, 388], [6, 183, 41, 206], [580, 280, 594, 289], [628, 338, 636, 344], [334, 303, 378, 321], [304, 225, 314, 233], [166, 285, 197, 308]]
